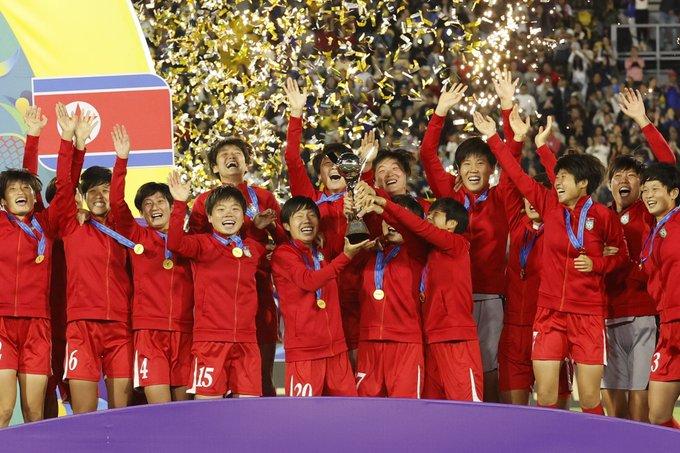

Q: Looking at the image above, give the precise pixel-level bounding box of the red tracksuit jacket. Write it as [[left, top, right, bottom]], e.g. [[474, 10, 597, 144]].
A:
[[168, 200, 264, 342], [505, 218, 545, 326], [382, 200, 477, 344], [0, 138, 72, 319], [419, 111, 523, 295], [111, 157, 194, 332], [643, 212, 680, 323], [271, 240, 351, 362], [358, 240, 426, 343], [488, 134, 628, 315]]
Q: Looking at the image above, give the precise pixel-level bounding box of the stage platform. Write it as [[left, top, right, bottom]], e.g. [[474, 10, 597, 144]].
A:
[[2, 398, 679, 452]]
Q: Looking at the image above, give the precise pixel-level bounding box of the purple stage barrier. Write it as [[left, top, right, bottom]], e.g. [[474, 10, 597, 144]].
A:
[[2, 398, 679, 452]]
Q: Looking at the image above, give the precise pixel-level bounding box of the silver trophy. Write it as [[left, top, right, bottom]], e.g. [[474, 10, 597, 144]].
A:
[[336, 152, 371, 244]]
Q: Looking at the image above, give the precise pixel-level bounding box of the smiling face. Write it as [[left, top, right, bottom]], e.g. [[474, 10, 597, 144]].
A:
[[85, 183, 110, 217], [642, 180, 679, 219], [375, 157, 407, 196], [318, 156, 346, 193], [141, 192, 171, 231], [212, 145, 247, 182], [554, 170, 588, 207], [284, 207, 320, 245], [208, 198, 245, 235], [610, 168, 641, 211], [459, 154, 492, 194], [2, 180, 36, 217]]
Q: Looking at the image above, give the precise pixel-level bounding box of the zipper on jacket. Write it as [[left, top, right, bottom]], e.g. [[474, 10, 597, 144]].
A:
[[168, 264, 175, 330], [559, 238, 570, 311], [106, 236, 112, 320], [325, 310, 334, 355], [14, 234, 21, 316], [233, 258, 242, 342]]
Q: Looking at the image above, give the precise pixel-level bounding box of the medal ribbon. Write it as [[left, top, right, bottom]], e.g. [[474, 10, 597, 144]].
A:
[[89, 219, 138, 251], [245, 186, 260, 220], [212, 233, 246, 252], [519, 228, 541, 273], [640, 207, 680, 266], [316, 191, 345, 206], [463, 189, 489, 211], [374, 245, 401, 293], [7, 213, 46, 259], [563, 197, 593, 252], [155, 231, 173, 261], [419, 265, 428, 298], [300, 245, 323, 301]]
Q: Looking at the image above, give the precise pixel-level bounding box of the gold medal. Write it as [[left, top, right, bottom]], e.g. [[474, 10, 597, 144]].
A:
[[232, 247, 243, 258], [373, 289, 385, 300], [35, 254, 45, 264], [316, 299, 326, 309], [163, 259, 174, 270], [133, 243, 144, 255]]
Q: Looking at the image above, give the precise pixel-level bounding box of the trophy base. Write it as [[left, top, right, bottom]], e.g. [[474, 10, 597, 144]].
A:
[[346, 231, 371, 245]]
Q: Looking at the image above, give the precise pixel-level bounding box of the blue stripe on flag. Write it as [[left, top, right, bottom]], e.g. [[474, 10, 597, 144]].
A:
[[33, 74, 167, 93]]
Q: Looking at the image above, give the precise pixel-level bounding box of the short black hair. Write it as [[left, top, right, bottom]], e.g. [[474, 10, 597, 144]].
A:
[[79, 166, 112, 195], [641, 163, 680, 206], [45, 177, 57, 204], [607, 155, 645, 182], [554, 153, 605, 195], [281, 195, 320, 225], [134, 182, 173, 212], [312, 143, 350, 175], [429, 197, 468, 233], [392, 194, 424, 218], [0, 168, 42, 200], [372, 149, 414, 177], [206, 137, 252, 178], [205, 186, 247, 215], [454, 137, 497, 168]]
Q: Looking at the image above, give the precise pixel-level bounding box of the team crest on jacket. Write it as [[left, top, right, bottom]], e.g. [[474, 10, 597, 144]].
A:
[[660, 227, 667, 238], [620, 212, 629, 225], [585, 218, 595, 230]]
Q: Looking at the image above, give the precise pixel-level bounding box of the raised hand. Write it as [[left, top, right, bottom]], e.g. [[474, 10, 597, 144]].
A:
[[283, 77, 308, 118], [74, 111, 99, 149], [472, 111, 497, 138], [535, 115, 554, 148], [509, 105, 530, 141], [618, 87, 649, 127], [343, 192, 355, 219], [435, 82, 468, 117], [55, 103, 78, 141], [492, 68, 519, 110], [167, 170, 191, 202], [354, 180, 377, 199], [24, 106, 48, 136], [357, 129, 379, 170], [253, 208, 277, 230], [111, 124, 130, 159]]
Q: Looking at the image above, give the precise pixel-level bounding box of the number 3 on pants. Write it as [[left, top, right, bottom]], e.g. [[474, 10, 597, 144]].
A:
[[651, 352, 661, 373]]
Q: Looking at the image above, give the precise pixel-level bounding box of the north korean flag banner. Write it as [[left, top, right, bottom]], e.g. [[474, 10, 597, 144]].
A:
[[32, 73, 173, 170]]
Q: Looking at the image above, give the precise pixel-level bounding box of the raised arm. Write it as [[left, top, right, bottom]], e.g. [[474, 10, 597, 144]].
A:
[[71, 107, 98, 193], [381, 198, 468, 254], [187, 192, 211, 234], [22, 106, 47, 173], [618, 88, 676, 164], [492, 68, 519, 142], [41, 137, 76, 237], [167, 171, 203, 259], [53, 103, 81, 236], [473, 111, 552, 215], [535, 116, 557, 183], [110, 125, 142, 239], [420, 83, 467, 198]]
